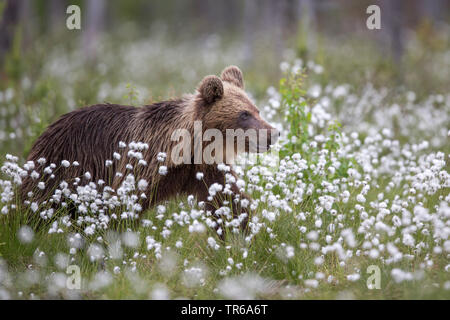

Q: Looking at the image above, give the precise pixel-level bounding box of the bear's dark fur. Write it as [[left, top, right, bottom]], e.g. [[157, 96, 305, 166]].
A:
[[20, 66, 277, 229]]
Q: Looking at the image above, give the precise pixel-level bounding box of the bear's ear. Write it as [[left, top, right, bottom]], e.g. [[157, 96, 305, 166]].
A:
[[221, 65, 244, 89], [198, 75, 224, 104]]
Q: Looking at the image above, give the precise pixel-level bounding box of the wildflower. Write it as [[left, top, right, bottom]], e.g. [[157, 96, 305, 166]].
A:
[[29, 171, 39, 180], [138, 179, 148, 191], [157, 152, 167, 162], [305, 279, 319, 288], [286, 246, 295, 259], [196, 172, 204, 180], [61, 160, 70, 168], [347, 274, 360, 281], [18, 226, 34, 243], [159, 166, 168, 175], [30, 202, 38, 212]]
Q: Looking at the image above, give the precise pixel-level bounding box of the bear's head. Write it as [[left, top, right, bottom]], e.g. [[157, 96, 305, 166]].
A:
[[195, 66, 278, 164]]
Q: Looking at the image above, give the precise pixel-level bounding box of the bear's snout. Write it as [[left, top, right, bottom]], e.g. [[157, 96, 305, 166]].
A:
[[251, 124, 279, 153]]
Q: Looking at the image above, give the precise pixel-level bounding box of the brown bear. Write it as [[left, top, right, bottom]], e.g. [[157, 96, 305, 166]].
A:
[[20, 66, 278, 231]]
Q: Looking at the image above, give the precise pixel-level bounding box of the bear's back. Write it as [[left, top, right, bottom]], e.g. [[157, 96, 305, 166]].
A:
[[21, 104, 139, 202], [27, 104, 137, 166]]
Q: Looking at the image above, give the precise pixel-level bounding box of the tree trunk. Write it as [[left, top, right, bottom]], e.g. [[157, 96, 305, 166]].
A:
[[82, 0, 106, 62], [0, 0, 22, 66]]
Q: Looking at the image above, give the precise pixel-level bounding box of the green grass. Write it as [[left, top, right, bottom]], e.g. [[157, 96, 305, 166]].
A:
[[1, 190, 448, 299]]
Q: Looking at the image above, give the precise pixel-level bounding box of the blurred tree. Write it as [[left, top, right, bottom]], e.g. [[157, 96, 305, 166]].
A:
[[262, 0, 286, 60], [19, 0, 32, 48], [50, 0, 65, 31], [83, 0, 106, 62], [296, 0, 317, 59], [384, 0, 404, 65], [284, 0, 299, 35], [243, 0, 257, 63], [0, 0, 22, 68], [420, 0, 447, 24]]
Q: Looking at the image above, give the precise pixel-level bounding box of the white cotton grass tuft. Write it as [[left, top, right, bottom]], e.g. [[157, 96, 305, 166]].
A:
[[122, 231, 139, 248], [89, 271, 113, 290], [218, 273, 270, 300], [158, 250, 178, 277], [137, 179, 148, 191], [158, 166, 168, 175], [17, 226, 34, 244], [61, 160, 70, 168], [150, 283, 170, 300], [157, 152, 167, 162], [87, 244, 104, 262], [196, 172, 204, 180], [182, 263, 208, 288]]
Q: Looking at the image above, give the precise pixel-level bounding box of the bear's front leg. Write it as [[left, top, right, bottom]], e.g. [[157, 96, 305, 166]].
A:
[[187, 166, 250, 238]]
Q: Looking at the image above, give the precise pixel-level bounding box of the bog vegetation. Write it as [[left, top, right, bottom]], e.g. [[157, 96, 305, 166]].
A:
[[0, 21, 449, 300]]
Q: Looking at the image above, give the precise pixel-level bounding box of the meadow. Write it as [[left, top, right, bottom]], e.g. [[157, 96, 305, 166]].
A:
[[0, 26, 449, 300]]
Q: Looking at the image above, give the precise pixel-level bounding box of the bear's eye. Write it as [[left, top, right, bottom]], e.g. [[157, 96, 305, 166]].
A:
[[239, 111, 251, 120]]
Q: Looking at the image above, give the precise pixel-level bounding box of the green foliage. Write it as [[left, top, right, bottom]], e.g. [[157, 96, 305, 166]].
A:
[[279, 70, 308, 158], [279, 70, 356, 189], [123, 83, 140, 105]]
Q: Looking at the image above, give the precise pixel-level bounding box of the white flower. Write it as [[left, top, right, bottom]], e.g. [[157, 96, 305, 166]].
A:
[[356, 194, 366, 203], [61, 160, 70, 168], [138, 179, 148, 191], [207, 237, 219, 250], [236, 179, 245, 189], [280, 61, 290, 73], [159, 166, 168, 175], [157, 152, 167, 162], [30, 202, 38, 212], [208, 183, 223, 196], [307, 231, 318, 241], [217, 163, 230, 172], [286, 246, 295, 258], [304, 279, 319, 288], [157, 205, 166, 215], [18, 226, 34, 243], [347, 273, 360, 281], [122, 232, 139, 248], [30, 171, 39, 179], [402, 233, 415, 247], [196, 172, 204, 180]]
